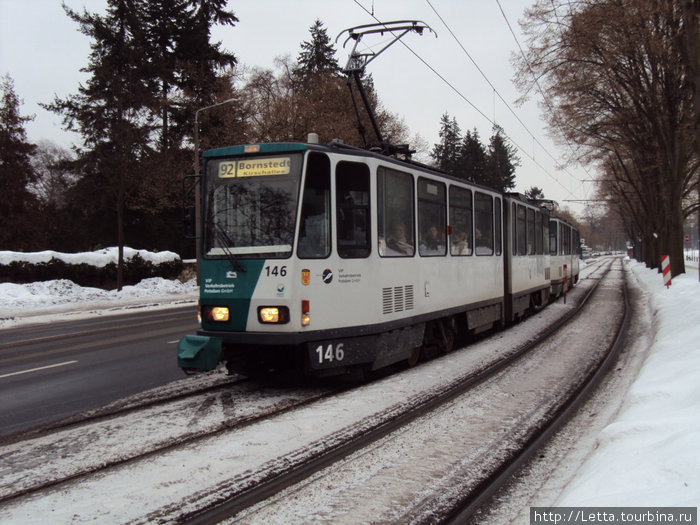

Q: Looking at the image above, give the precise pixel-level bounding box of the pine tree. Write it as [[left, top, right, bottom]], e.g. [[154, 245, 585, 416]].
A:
[[296, 19, 340, 82], [45, 0, 157, 289], [484, 127, 519, 192], [0, 74, 40, 250], [459, 128, 487, 183], [45, 0, 240, 277], [431, 113, 462, 175], [143, 0, 238, 152], [136, 0, 239, 218]]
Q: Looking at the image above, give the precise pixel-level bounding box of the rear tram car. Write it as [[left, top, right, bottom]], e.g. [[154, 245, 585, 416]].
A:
[[548, 217, 580, 299], [178, 137, 579, 378], [503, 194, 551, 320]]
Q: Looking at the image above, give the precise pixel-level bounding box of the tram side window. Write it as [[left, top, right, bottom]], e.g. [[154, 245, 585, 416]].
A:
[[336, 162, 370, 258], [494, 198, 502, 256], [559, 223, 565, 255], [297, 153, 331, 259], [378, 166, 415, 257], [474, 192, 493, 256], [535, 211, 543, 254], [559, 224, 564, 255], [527, 207, 536, 255], [517, 204, 527, 256], [549, 220, 558, 255], [418, 178, 447, 256], [449, 186, 472, 256], [542, 213, 549, 255], [561, 224, 571, 255]]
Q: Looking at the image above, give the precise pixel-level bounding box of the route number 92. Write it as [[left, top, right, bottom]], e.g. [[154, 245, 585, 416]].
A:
[[314, 343, 345, 364]]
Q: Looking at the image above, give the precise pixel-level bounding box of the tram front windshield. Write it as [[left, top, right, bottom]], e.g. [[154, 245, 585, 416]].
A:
[[204, 153, 302, 259]]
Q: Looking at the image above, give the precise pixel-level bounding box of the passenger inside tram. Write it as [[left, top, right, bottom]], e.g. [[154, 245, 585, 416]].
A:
[[475, 228, 493, 255], [451, 229, 471, 255], [386, 222, 414, 255], [419, 225, 446, 255]]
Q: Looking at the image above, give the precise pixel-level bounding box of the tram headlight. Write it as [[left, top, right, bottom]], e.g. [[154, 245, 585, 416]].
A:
[[208, 306, 230, 322], [257, 306, 290, 324]]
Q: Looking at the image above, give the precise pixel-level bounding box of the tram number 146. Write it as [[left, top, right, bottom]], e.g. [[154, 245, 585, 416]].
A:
[[314, 343, 345, 364]]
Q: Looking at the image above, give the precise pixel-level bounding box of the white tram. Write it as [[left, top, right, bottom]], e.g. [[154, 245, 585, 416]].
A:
[[178, 139, 580, 377]]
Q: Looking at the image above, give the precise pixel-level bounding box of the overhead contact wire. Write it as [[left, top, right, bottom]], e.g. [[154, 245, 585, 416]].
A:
[[494, 0, 595, 200], [428, 0, 583, 193]]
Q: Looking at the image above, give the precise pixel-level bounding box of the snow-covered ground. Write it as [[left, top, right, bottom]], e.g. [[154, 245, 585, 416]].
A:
[[0, 248, 197, 327], [556, 260, 699, 507], [1, 251, 698, 515]]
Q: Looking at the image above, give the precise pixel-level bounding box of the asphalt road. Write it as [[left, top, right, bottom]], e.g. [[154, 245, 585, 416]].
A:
[[0, 306, 199, 438]]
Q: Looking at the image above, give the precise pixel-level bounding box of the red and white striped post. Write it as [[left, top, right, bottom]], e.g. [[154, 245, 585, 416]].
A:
[[661, 255, 672, 288]]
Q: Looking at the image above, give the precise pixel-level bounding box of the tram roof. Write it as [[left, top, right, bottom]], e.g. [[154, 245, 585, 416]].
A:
[[201, 141, 555, 212]]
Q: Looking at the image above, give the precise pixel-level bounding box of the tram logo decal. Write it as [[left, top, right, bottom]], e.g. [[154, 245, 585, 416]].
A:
[[322, 269, 333, 284]]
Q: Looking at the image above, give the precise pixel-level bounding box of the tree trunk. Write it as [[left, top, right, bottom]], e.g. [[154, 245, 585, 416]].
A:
[[116, 178, 125, 292], [668, 193, 687, 276], [642, 232, 655, 269], [161, 81, 169, 153], [682, 0, 700, 281]]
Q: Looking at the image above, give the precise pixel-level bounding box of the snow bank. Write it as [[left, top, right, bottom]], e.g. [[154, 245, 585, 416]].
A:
[[0, 247, 180, 267], [557, 261, 700, 506], [0, 278, 196, 312], [0, 248, 196, 327]]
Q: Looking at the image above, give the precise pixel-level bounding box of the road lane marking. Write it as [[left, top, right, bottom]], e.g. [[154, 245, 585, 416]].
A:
[[0, 311, 197, 350], [0, 360, 78, 379]]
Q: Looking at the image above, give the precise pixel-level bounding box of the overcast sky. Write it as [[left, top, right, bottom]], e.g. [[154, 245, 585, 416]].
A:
[[0, 0, 594, 214]]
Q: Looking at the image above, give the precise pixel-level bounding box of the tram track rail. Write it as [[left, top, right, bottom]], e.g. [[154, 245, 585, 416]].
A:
[[0, 377, 345, 504], [442, 259, 630, 524]]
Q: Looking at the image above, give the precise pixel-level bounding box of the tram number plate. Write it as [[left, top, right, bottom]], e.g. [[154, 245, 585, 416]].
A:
[[313, 342, 345, 364], [307, 336, 377, 369]]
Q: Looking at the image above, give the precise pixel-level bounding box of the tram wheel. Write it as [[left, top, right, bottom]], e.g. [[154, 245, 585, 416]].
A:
[[407, 346, 421, 367], [440, 317, 456, 353]]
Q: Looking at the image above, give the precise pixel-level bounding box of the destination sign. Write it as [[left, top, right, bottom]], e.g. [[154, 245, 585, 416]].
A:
[[218, 157, 291, 178]]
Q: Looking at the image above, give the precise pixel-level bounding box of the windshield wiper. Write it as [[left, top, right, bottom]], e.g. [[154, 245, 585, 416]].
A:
[[214, 223, 247, 273]]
